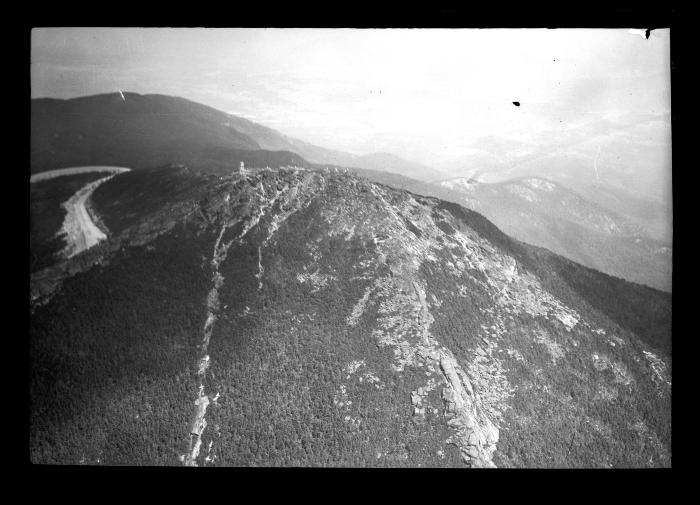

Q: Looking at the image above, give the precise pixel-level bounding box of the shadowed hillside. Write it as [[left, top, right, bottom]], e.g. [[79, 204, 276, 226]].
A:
[[31, 92, 442, 181], [31, 93, 308, 176]]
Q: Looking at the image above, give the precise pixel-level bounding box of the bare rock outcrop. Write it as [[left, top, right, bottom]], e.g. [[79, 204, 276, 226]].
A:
[[439, 354, 499, 468]]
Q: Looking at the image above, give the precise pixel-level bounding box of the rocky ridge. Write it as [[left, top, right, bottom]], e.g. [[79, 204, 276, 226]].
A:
[[30, 165, 672, 467]]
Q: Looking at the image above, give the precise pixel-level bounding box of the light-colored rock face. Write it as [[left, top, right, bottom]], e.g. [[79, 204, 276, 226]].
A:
[[505, 183, 540, 203], [296, 270, 335, 292], [643, 350, 672, 393], [319, 180, 600, 466], [524, 178, 556, 192], [440, 178, 479, 193], [534, 330, 565, 364], [319, 181, 593, 466], [314, 177, 670, 467], [314, 183, 518, 466]]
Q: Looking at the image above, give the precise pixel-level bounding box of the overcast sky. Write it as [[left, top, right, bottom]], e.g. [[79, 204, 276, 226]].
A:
[[31, 28, 671, 165]]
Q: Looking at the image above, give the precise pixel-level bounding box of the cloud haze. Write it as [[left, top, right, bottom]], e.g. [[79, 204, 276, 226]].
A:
[[31, 28, 671, 166]]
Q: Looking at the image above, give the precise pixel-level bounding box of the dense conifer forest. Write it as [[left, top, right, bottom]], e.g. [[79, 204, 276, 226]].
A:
[[29, 166, 671, 466]]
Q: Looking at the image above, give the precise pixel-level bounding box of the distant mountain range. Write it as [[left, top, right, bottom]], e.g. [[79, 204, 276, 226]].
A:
[[432, 114, 672, 244], [31, 92, 443, 181], [434, 176, 671, 291]]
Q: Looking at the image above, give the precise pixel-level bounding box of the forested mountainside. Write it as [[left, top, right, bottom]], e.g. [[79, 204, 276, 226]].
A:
[[30, 165, 671, 467]]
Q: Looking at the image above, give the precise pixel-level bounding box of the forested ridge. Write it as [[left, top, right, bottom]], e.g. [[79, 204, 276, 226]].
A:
[[29, 166, 671, 466]]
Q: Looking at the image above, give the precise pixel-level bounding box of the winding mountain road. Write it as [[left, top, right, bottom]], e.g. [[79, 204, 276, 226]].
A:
[[30, 166, 131, 257], [30, 165, 131, 183]]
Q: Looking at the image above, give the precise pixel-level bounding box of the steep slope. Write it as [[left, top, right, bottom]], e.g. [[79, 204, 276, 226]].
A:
[[435, 176, 672, 291], [335, 170, 671, 292], [29, 166, 671, 467]]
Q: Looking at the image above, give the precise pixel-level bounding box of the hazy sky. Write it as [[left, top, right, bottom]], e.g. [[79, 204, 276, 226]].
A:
[[31, 28, 671, 165]]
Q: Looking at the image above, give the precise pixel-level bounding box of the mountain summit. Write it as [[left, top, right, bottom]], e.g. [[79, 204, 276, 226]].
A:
[[30, 165, 671, 467]]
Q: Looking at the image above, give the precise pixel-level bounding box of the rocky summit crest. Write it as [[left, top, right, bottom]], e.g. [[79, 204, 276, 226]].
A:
[[30, 165, 671, 467]]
